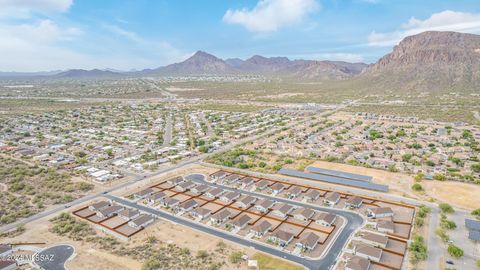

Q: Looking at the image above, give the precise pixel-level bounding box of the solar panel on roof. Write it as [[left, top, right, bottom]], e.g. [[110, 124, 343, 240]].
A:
[[306, 166, 373, 182], [465, 219, 480, 231], [469, 230, 480, 241], [278, 168, 389, 192]]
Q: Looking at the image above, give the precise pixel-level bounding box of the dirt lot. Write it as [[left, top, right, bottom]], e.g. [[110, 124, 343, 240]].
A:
[[309, 160, 480, 210], [422, 180, 480, 210]]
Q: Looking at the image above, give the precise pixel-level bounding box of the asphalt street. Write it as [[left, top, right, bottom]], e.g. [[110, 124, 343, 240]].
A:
[[36, 244, 74, 270]]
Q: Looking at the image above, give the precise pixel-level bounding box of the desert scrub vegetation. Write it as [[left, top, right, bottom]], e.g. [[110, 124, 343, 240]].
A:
[[50, 213, 236, 270], [0, 157, 94, 224], [50, 212, 95, 240], [191, 103, 270, 113], [207, 147, 314, 173], [409, 235, 428, 264]]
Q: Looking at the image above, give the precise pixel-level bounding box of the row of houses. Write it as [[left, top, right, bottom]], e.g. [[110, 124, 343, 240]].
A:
[[132, 176, 339, 252], [88, 201, 155, 229]]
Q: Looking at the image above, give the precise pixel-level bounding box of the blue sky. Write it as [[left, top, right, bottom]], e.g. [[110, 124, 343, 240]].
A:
[[1, 0, 479, 71]]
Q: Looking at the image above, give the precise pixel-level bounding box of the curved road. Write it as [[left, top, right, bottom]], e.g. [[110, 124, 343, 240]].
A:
[[106, 173, 364, 270], [36, 244, 75, 270]]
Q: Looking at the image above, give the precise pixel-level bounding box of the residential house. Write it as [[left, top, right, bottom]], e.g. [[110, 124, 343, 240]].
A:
[[354, 244, 383, 263], [179, 199, 198, 212], [224, 174, 243, 184], [236, 196, 257, 208], [323, 192, 340, 206], [175, 181, 195, 192], [191, 184, 209, 194], [232, 214, 252, 230], [255, 199, 275, 213], [346, 256, 371, 270], [361, 232, 388, 249], [162, 197, 180, 209], [167, 176, 184, 185], [210, 209, 232, 225], [239, 177, 255, 189], [287, 186, 303, 199], [304, 189, 320, 202], [270, 183, 285, 195], [206, 187, 225, 198], [250, 220, 272, 237], [191, 207, 211, 220], [118, 209, 140, 221], [376, 220, 395, 234], [367, 207, 394, 219], [345, 196, 363, 209], [272, 203, 295, 218], [89, 201, 110, 212], [220, 191, 240, 204], [0, 244, 12, 257], [269, 230, 294, 247], [96, 205, 123, 218], [210, 171, 229, 182], [0, 260, 17, 270], [129, 214, 155, 228], [148, 192, 167, 205], [253, 179, 270, 191], [296, 232, 320, 251], [293, 208, 315, 221], [134, 188, 155, 200], [315, 212, 337, 227]]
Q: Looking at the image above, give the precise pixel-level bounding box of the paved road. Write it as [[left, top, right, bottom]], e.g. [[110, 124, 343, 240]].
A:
[[427, 206, 441, 270], [36, 244, 74, 270], [162, 114, 173, 147]]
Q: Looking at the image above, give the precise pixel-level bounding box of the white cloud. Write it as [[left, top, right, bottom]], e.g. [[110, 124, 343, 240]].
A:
[[223, 0, 319, 33], [368, 10, 480, 47], [0, 19, 88, 71], [0, 0, 73, 17]]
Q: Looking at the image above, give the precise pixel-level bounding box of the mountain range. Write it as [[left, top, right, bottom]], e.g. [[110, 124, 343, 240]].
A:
[[1, 31, 479, 92], [142, 51, 368, 80]]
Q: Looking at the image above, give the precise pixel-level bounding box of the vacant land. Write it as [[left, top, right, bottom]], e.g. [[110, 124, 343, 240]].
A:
[[422, 180, 480, 210], [345, 103, 480, 125], [0, 156, 94, 224], [251, 253, 304, 270], [191, 103, 271, 112]]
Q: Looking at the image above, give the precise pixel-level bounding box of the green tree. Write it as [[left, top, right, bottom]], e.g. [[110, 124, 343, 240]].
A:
[[402, 153, 413, 162], [412, 183, 423, 191], [409, 235, 428, 263], [435, 228, 449, 242], [439, 203, 454, 214], [197, 250, 209, 259], [229, 252, 244, 264], [471, 208, 480, 216], [142, 258, 161, 270], [433, 173, 446, 181], [414, 173, 424, 182], [447, 244, 464, 258]]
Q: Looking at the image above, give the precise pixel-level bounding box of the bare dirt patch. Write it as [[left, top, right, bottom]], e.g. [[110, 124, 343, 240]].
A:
[[422, 180, 480, 210]]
